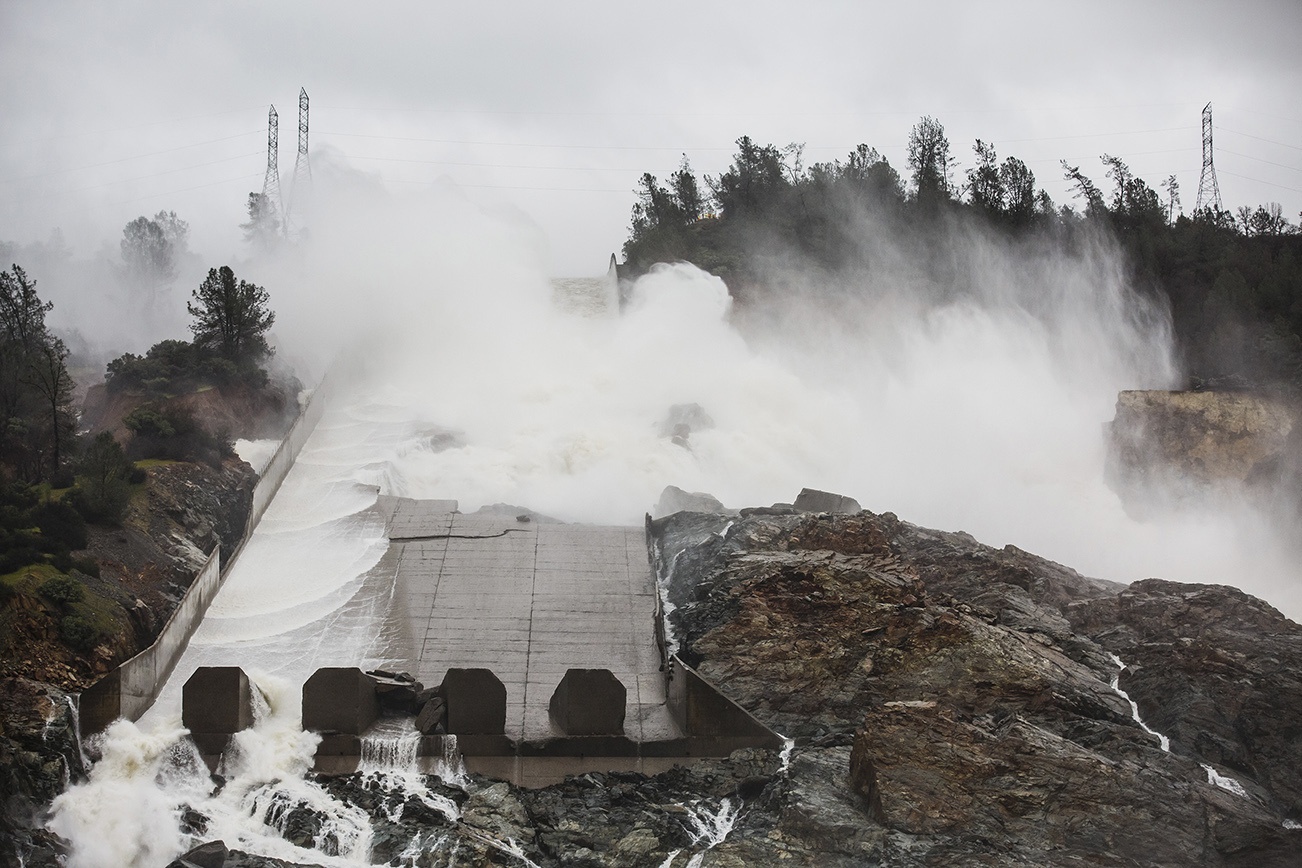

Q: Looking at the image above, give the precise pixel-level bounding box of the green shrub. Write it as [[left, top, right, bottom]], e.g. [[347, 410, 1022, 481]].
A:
[[124, 406, 176, 438], [32, 499, 87, 551], [71, 432, 134, 525], [39, 573, 83, 607], [0, 543, 42, 575], [106, 338, 270, 396], [125, 403, 231, 466], [60, 614, 100, 651]]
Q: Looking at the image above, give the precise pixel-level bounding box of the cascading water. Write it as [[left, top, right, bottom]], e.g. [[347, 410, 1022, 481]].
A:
[[778, 736, 795, 775], [1107, 653, 1170, 752], [356, 718, 461, 826], [1201, 764, 1250, 799], [656, 548, 684, 657], [665, 797, 741, 868], [433, 733, 469, 790], [1107, 654, 1258, 802]]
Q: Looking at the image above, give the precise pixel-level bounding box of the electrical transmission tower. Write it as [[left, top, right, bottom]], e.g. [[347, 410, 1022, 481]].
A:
[[1195, 102, 1222, 214], [288, 88, 311, 228], [261, 105, 283, 223]]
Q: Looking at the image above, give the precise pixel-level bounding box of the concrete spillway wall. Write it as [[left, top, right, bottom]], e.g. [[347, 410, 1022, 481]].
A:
[[79, 378, 332, 738]]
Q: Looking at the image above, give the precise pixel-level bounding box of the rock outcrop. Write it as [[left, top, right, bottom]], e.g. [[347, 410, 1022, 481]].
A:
[[0, 679, 83, 866], [649, 508, 1302, 865], [1107, 390, 1302, 523]]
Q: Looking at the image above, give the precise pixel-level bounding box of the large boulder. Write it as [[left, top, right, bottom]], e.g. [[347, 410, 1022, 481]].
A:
[[792, 487, 861, 514], [654, 485, 729, 518], [1107, 389, 1298, 496]]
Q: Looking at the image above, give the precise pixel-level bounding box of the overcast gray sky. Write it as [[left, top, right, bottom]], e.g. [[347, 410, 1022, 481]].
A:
[[1, 0, 1299, 273]]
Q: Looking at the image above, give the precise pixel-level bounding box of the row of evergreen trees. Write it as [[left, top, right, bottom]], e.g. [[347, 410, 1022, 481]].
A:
[[622, 118, 1302, 390]]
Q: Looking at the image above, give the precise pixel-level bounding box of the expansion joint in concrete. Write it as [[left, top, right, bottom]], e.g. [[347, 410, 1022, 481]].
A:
[[390, 529, 529, 543]]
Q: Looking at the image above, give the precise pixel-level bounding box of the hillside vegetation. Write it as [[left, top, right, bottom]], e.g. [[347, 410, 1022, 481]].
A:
[[622, 118, 1302, 392]]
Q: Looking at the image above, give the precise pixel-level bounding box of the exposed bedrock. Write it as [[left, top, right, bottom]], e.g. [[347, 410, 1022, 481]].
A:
[[651, 507, 1302, 865], [1106, 389, 1302, 525]]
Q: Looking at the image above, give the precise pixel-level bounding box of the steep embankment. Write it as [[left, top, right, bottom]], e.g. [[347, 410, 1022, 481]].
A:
[[81, 380, 298, 444], [0, 458, 255, 866], [0, 459, 255, 690]]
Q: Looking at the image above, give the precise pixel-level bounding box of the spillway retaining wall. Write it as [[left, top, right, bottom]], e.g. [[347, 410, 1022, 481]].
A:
[[79, 378, 332, 738]]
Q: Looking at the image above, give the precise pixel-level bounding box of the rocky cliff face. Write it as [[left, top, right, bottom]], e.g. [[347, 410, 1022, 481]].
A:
[[1107, 390, 1300, 509], [0, 679, 84, 867], [649, 509, 1302, 866]]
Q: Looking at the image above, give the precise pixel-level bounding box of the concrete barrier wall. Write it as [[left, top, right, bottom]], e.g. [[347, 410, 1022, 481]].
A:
[[246, 377, 329, 535], [81, 548, 221, 734], [80, 378, 331, 738]]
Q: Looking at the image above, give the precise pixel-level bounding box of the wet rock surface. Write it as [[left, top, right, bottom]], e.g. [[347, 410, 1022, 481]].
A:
[[0, 679, 80, 867], [651, 508, 1302, 865]]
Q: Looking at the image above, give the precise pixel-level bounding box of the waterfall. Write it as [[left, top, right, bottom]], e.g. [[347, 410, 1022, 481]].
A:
[[1107, 653, 1170, 751]]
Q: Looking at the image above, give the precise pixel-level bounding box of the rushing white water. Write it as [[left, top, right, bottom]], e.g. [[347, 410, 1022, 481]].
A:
[[778, 736, 795, 775], [234, 437, 283, 475], [678, 797, 741, 867], [1107, 653, 1171, 752], [357, 719, 461, 825], [1201, 764, 1250, 799], [432, 733, 470, 790], [655, 546, 684, 657]]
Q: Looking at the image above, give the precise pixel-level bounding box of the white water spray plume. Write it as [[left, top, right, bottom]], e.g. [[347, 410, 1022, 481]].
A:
[[43, 160, 1302, 867], [252, 167, 1295, 619]]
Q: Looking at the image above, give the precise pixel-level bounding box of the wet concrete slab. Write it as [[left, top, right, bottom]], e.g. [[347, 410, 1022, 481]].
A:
[[384, 499, 679, 744]]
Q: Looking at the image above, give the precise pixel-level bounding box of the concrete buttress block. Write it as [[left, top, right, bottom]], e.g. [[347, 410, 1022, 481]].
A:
[[183, 666, 254, 754], [549, 669, 626, 735], [302, 668, 378, 735], [441, 668, 507, 735]]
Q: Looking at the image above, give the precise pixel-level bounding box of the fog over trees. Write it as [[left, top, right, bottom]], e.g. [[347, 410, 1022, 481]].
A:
[[623, 116, 1302, 393]]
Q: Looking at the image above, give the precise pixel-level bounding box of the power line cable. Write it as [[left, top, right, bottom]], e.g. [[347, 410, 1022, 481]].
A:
[[102, 172, 265, 207], [16, 107, 266, 144], [1218, 149, 1301, 174], [1217, 170, 1302, 196], [1216, 127, 1302, 153], [44, 152, 262, 197], [337, 152, 677, 172], [998, 126, 1196, 144], [315, 101, 1199, 119], [315, 125, 1197, 154], [0, 131, 262, 185], [379, 177, 633, 193], [317, 131, 758, 151]]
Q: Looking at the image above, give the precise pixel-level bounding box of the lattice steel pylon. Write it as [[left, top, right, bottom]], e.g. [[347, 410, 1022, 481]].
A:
[[287, 88, 311, 231], [1195, 102, 1222, 214], [261, 105, 283, 222]]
